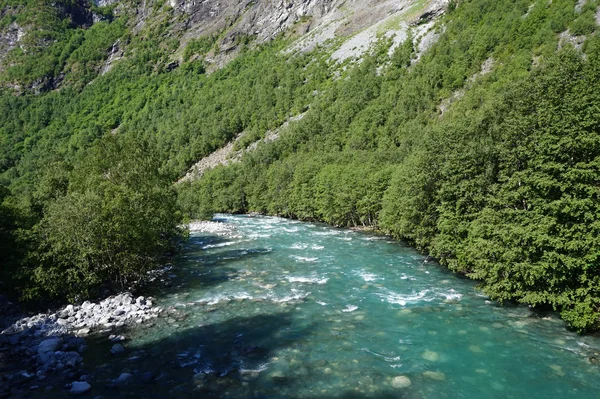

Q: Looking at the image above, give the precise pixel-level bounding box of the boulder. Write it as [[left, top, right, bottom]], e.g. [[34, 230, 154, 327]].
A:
[[38, 338, 62, 363]]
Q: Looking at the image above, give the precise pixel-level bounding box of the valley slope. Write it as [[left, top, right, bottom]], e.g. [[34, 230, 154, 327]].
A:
[[1, 0, 600, 332]]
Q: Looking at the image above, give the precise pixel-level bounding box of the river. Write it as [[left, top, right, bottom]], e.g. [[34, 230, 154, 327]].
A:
[[82, 214, 600, 398]]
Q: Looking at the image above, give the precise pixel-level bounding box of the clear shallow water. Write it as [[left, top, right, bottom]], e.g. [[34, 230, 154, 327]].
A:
[[85, 214, 600, 398]]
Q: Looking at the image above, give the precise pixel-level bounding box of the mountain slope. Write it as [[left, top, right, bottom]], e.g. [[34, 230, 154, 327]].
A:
[[1, 0, 600, 332]]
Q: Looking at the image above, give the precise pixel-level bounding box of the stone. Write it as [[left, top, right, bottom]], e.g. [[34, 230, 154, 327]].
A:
[[423, 371, 446, 381], [113, 308, 126, 317], [69, 381, 91, 395], [140, 371, 154, 382], [549, 365, 565, 376], [76, 328, 90, 336], [422, 350, 440, 362], [112, 372, 133, 385], [469, 345, 483, 353], [60, 352, 82, 367], [110, 344, 125, 355], [109, 335, 125, 342], [38, 338, 63, 363], [59, 305, 75, 319], [391, 375, 411, 389]]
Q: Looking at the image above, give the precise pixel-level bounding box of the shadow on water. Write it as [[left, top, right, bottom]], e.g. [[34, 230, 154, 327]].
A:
[[82, 308, 417, 399], [143, 235, 272, 296], [174, 247, 273, 292], [85, 312, 321, 398]]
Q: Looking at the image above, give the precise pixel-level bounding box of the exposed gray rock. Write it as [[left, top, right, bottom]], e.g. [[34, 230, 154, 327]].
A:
[[2, 292, 160, 337], [38, 338, 63, 363]]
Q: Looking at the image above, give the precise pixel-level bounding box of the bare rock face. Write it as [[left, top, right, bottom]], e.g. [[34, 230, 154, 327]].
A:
[[170, 0, 449, 68], [168, 0, 347, 67], [0, 13, 26, 64], [172, 0, 339, 41]]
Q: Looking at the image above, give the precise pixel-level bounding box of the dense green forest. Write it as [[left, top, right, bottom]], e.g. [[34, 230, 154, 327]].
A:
[[1, 0, 599, 332]]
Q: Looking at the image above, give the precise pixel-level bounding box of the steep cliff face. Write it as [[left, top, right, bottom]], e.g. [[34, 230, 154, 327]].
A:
[[171, 0, 448, 65], [0, 0, 448, 92]]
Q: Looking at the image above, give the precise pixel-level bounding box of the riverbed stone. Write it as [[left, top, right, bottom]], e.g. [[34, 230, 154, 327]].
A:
[[469, 345, 483, 353], [38, 338, 62, 363], [69, 381, 91, 395], [110, 344, 125, 355], [423, 371, 446, 381], [549, 365, 565, 376], [391, 375, 411, 389], [422, 350, 440, 362], [112, 372, 133, 385], [59, 305, 75, 319]]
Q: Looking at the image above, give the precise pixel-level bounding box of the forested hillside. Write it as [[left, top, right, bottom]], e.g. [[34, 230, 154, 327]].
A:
[[1, 0, 599, 332]]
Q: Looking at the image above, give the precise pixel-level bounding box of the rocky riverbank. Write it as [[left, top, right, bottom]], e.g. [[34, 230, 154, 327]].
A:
[[0, 293, 161, 397]]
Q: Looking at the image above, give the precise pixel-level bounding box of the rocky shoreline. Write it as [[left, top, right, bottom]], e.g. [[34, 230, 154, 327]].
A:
[[0, 293, 161, 397]]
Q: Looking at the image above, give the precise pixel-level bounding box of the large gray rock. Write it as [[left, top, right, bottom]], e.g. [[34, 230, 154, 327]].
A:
[[69, 381, 91, 395], [38, 338, 62, 363]]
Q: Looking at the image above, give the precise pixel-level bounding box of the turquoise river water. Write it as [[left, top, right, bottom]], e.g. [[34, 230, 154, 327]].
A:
[[83, 214, 600, 398]]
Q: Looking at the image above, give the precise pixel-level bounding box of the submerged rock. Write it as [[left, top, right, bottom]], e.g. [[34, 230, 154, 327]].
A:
[[423, 371, 446, 381], [392, 375, 411, 389], [422, 350, 440, 362]]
